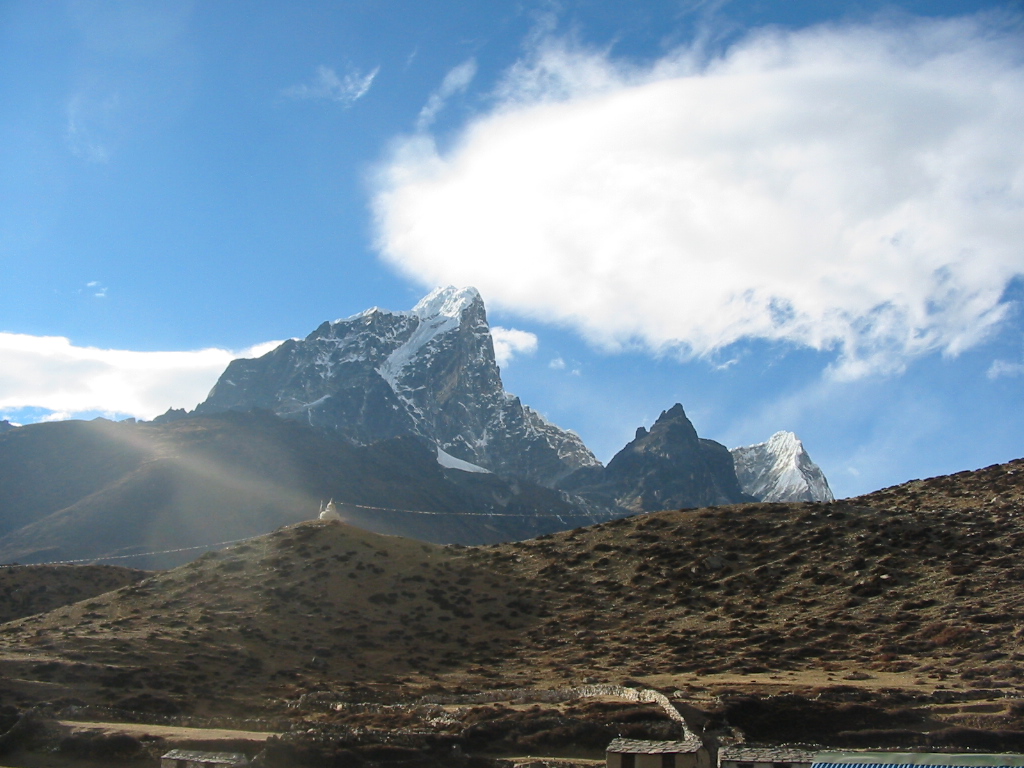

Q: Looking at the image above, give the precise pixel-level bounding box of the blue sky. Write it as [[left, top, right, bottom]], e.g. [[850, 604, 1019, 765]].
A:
[[1, 0, 1022, 499]]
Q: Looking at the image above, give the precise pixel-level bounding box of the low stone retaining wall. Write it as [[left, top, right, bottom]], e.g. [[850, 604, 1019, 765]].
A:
[[417, 684, 687, 727]]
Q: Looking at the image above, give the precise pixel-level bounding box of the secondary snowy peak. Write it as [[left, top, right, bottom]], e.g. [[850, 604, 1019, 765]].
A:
[[731, 431, 834, 503], [197, 286, 598, 487]]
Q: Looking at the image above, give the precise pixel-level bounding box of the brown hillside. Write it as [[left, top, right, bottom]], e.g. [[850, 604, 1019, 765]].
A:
[[0, 458, 1021, 754], [0, 564, 148, 624]]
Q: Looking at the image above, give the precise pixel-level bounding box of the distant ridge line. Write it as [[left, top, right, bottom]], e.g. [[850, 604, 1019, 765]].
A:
[[0, 498, 618, 567], [330, 499, 602, 519], [0, 535, 264, 568]]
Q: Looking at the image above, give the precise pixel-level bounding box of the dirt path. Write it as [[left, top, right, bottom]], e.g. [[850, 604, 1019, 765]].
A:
[[57, 720, 280, 742]]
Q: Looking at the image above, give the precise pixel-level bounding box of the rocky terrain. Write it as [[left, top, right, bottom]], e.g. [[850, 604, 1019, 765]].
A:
[[0, 458, 1021, 766]]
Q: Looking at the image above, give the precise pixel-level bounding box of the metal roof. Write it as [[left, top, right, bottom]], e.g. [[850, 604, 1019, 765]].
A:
[[813, 753, 1024, 768], [161, 750, 248, 765], [608, 738, 704, 754]]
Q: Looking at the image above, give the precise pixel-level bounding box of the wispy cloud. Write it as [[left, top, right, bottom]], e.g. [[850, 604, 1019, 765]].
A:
[[987, 359, 1024, 379], [416, 58, 478, 132], [85, 280, 107, 298], [491, 325, 538, 367], [373, 14, 1024, 378], [547, 356, 581, 375], [0, 333, 281, 421], [284, 64, 379, 106], [66, 91, 120, 163]]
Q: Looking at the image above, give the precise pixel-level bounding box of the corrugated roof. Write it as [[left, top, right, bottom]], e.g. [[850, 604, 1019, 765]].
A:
[[161, 750, 248, 765], [720, 746, 818, 763], [813, 753, 1024, 768], [608, 738, 704, 754]]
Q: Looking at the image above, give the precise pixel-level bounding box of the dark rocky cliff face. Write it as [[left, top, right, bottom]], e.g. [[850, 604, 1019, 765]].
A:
[[196, 287, 599, 488], [559, 404, 753, 512]]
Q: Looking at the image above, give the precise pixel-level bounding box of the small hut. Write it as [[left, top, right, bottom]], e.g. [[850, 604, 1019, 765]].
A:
[[607, 737, 711, 768]]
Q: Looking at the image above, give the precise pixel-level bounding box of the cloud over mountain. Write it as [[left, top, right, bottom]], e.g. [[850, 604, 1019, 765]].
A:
[[373, 13, 1024, 376], [0, 333, 278, 420], [491, 325, 538, 367]]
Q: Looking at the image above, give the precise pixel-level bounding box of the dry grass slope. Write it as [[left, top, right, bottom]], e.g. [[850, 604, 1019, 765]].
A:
[[0, 565, 148, 624], [0, 458, 1021, 757]]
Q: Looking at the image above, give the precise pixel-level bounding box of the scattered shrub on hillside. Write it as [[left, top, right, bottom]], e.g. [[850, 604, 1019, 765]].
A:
[[59, 732, 142, 759], [116, 693, 182, 715], [928, 727, 1024, 751]]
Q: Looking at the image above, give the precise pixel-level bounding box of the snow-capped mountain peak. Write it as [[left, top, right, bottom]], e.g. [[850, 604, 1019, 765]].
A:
[[412, 285, 482, 319], [731, 431, 834, 503], [197, 286, 598, 487]]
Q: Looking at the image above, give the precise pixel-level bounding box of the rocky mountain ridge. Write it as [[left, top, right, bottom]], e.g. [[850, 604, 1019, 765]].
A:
[[196, 286, 598, 488], [194, 286, 832, 504], [0, 288, 835, 568], [560, 404, 754, 511], [0, 406, 829, 568]]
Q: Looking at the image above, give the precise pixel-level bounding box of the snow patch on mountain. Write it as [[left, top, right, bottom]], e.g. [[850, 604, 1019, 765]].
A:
[[437, 446, 491, 473], [731, 431, 834, 503], [377, 287, 479, 389]]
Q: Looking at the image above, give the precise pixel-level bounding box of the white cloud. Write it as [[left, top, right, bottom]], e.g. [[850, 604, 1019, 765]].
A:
[[284, 64, 379, 106], [987, 359, 1024, 379], [417, 58, 478, 131], [243, 339, 287, 359], [0, 333, 280, 421], [491, 325, 538, 367], [549, 356, 566, 370], [373, 14, 1024, 377]]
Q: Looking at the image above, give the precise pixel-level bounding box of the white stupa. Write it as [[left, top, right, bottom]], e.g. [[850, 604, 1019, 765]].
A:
[[318, 499, 343, 521]]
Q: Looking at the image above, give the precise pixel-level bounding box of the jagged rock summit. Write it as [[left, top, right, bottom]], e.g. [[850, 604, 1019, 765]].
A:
[[731, 430, 834, 502], [560, 403, 753, 512], [196, 286, 598, 487]]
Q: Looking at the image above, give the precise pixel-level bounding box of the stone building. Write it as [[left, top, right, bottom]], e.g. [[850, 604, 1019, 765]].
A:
[[606, 737, 711, 768], [719, 746, 817, 768]]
